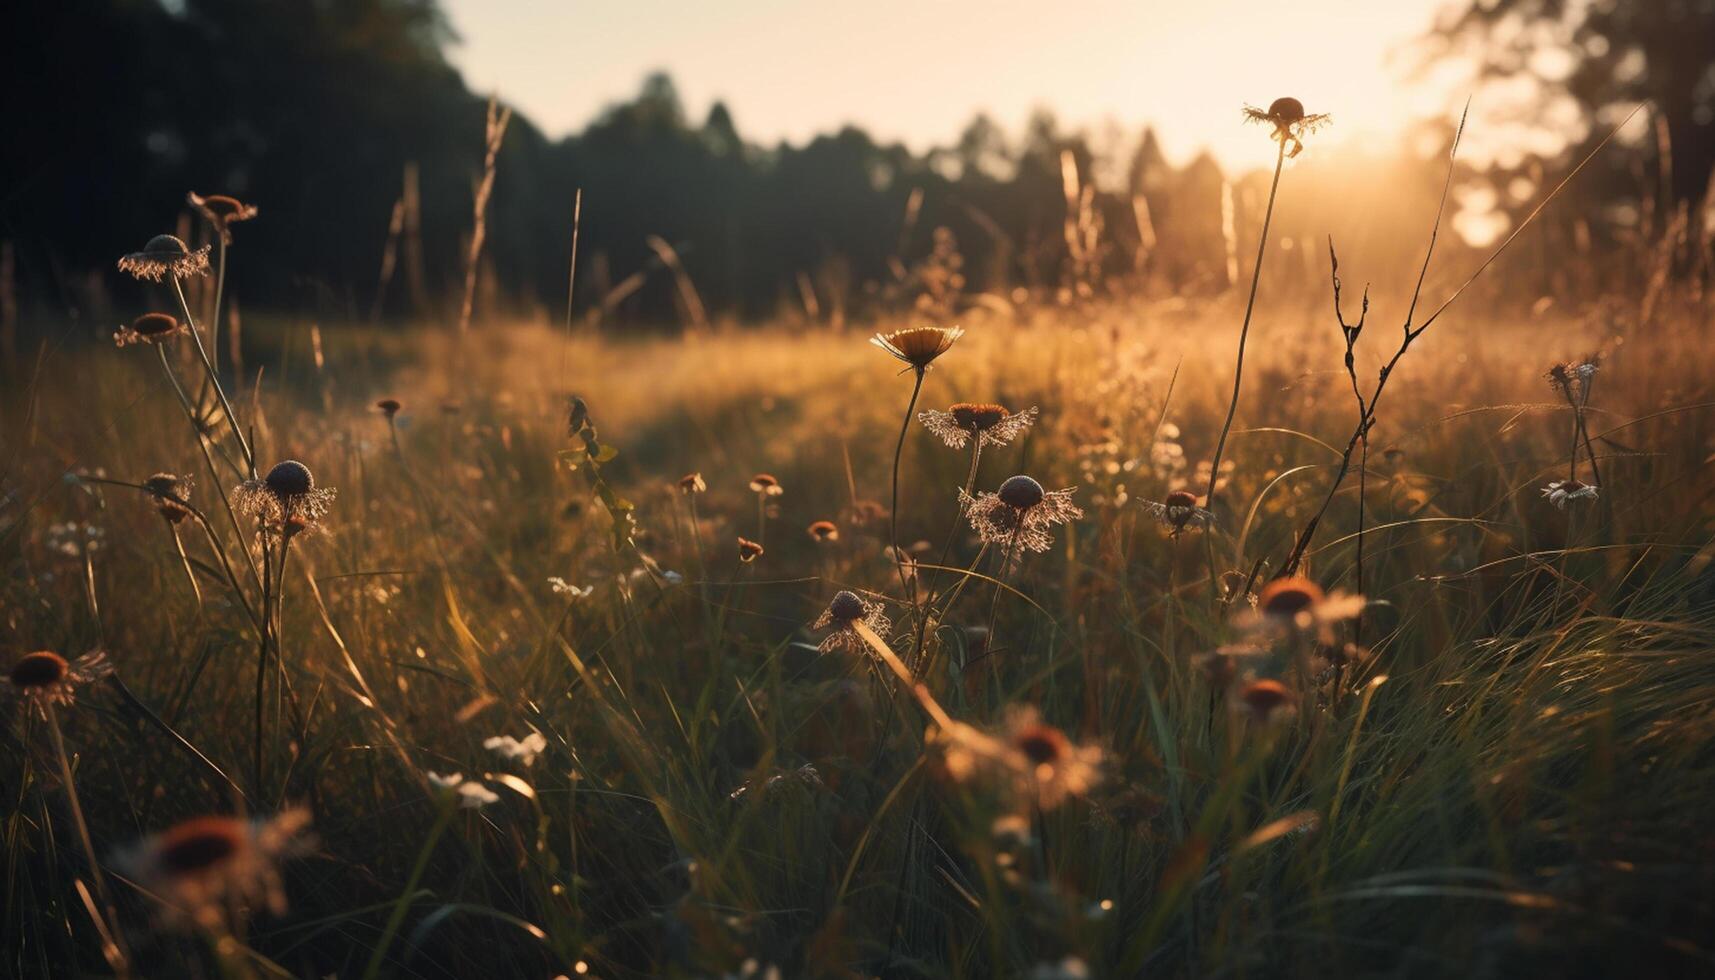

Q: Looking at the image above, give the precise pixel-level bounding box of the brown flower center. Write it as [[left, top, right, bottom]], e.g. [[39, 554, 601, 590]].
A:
[[950, 403, 1009, 431], [156, 818, 246, 876], [828, 591, 866, 622], [10, 651, 69, 689], [1014, 726, 1068, 766], [997, 475, 1045, 510], [1259, 578, 1324, 617], [132, 313, 181, 337], [264, 460, 314, 498]]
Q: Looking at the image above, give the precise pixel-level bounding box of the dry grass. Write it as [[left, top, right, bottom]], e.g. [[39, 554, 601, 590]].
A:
[[3, 284, 1715, 977]]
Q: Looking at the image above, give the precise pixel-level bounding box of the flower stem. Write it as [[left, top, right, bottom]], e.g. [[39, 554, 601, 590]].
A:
[[888, 369, 927, 601], [45, 704, 133, 977], [1205, 138, 1288, 517]]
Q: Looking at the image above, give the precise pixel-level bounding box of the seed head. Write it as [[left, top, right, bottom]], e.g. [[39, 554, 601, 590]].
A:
[[749, 473, 783, 496], [1242, 97, 1330, 158], [10, 651, 69, 690], [828, 590, 866, 622], [997, 475, 1045, 510], [118, 234, 211, 281], [920, 403, 1039, 449], [265, 460, 315, 498], [114, 311, 189, 347], [807, 520, 839, 543], [812, 589, 891, 654], [144, 472, 193, 523], [6, 650, 111, 713], [375, 398, 401, 418], [187, 192, 259, 244]]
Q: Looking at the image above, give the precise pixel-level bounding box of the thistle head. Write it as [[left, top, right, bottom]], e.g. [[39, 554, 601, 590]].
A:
[[997, 475, 1046, 510]]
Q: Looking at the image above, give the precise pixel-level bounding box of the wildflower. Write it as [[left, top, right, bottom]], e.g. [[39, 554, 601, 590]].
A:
[[737, 537, 765, 563], [375, 398, 402, 419], [871, 324, 964, 372], [960, 475, 1084, 555], [117, 234, 211, 281], [1242, 97, 1331, 158], [484, 732, 547, 766], [234, 460, 336, 536], [748, 473, 784, 496], [143, 472, 195, 524], [187, 192, 258, 244], [929, 707, 1101, 810], [7, 650, 111, 714], [919, 403, 1039, 449], [548, 577, 594, 598], [1542, 479, 1599, 509], [1140, 489, 1213, 534], [807, 520, 840, 543], [811, 590, 891, 654], [1240, 576, 1364, 643], [427, 772, 500, 808], [113, 809, 312, 931], [1001, 706, 1102, 809], [113, 312, 189, 347], [1233, 679, 1297, 724], [678, 472, 706, 494]]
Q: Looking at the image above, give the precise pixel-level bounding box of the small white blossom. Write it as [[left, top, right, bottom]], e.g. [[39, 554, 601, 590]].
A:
[[457, 782, 500, 808], [548, 577, 594, 598], [484, 732, 547, 766]]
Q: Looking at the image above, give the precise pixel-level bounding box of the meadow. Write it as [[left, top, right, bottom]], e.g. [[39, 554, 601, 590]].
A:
[[5, 134, 1715, 978]]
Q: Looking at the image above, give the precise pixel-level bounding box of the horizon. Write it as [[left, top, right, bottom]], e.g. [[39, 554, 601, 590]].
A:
[[441, 0, 1476, 173]]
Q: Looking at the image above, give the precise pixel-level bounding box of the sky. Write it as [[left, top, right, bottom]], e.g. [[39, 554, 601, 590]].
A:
[[440, 0, 1469, 173]]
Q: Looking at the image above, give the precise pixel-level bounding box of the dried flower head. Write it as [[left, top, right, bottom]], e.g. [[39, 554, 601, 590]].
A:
[[1242, 97, 1331, 158], [375, 398, 402, 419], [748, 473, 784, 496], [679, 472, 707, 494], [7, 650, 112, 714], [737, 537, 765, 563], [114, 311, 189, 347], [870, 325, 964, 372], [118, 234, 211, 281], [1241, 576, 1364, 644], [811, 589, 891, 654], [929, 706, 1101, 810], [1542, 479, 1599, 510], [113, 809, 312, 931], [144, 472, 194, 524], [1233, 679, 1297, 724], [187, 192, 259, 245], [1141, 489, 1213, 535], [919, 403, 1039, 449], [1002, 706, 1102, 809], [234, 460, 335, 537], [960, 475, 1083, 555], [807, 520, 840, 543]]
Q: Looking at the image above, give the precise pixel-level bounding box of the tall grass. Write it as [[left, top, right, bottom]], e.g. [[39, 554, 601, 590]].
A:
[[4, 244, 1714, 976]]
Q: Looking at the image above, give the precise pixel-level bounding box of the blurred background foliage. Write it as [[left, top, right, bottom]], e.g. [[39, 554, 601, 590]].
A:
[[1, 0, 1711, 331]]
